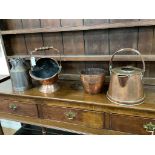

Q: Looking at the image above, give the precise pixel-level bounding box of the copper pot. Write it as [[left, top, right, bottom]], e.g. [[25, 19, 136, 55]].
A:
[[80, 68, 105, 94], [107, 48, 145, 106]]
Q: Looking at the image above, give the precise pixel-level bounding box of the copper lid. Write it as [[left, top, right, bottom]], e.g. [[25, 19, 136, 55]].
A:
[[111, 66, 142, 75]]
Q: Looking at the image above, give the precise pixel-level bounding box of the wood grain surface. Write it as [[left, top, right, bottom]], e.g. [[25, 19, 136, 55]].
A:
[[2, 19, 155, 77]]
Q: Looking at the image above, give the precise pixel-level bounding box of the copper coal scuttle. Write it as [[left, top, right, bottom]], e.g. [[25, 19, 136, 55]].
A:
[[29, 46, 61, 94]]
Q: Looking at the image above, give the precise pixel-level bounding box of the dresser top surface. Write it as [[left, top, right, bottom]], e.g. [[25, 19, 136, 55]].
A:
[[0, 79, 155, 111]]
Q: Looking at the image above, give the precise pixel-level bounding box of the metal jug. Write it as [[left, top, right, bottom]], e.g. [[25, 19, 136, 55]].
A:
[[107, 48, 145, 106], [10, 58, 32, 91]]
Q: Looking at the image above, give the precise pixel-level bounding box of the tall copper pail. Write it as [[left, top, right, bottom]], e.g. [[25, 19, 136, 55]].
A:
[[107, 48, 145, 106]]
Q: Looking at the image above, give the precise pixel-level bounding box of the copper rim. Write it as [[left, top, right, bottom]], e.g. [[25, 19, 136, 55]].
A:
[[106, 92, 145, 106]]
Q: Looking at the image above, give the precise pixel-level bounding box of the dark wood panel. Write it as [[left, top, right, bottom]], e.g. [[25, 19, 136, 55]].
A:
[[40, 19, 60, 28], [3, 35, 27, 55], [149, 27, 155, 77], [22, 19, 43, 54], [61, 19, 85, 74], [61, 19, 84, 54], [109, 28, 138, 54], [40, 19, 63, 55], [104, 113, 111, 129], [109, 19, 139, 54], [110, 113, 155, 135], [137, 26, 153, 77], [138, 27, 153, 54], [61, 62, 85, 74], [2, 20, 155, 35], [0, 97, 38, 118], [2, 20, 27, 55], [84, 30, 109, 55], [2, 19, 22, 30], [84, 19, 109, 55], [84, 19, 109, 70], [41, 105, 104, 129]]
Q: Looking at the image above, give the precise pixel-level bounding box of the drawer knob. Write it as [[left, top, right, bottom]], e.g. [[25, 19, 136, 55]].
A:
[[144, 122, 155, 135], [64, 111, 77, 120], [9, 104, 17, 111]]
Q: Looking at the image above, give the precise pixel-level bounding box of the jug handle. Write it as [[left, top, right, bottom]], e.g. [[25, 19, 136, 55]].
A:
[[30, 46, 62, 69], [109, 48, 145, 76]]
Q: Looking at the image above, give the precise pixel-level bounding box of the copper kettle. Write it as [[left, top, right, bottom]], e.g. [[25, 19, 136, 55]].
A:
[[107, 48, 145, 106]]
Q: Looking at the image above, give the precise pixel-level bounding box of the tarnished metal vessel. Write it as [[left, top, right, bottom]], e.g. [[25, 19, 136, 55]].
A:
[[10, 58, 32, 91], [80, 68, 105, 94], [107, 48, 145, 105], [29, 46, 61, 94]]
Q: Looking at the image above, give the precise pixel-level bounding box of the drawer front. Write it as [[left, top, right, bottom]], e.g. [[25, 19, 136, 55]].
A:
[[41, 105, 104, 129], [110, 113, 155, 135], [0, 96, 38, 118]]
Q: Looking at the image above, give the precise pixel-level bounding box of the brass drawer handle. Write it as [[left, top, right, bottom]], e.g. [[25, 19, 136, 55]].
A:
[[9, 104, 17, 111], [64, 111, 77, 120], [144, 122, 155, 135]]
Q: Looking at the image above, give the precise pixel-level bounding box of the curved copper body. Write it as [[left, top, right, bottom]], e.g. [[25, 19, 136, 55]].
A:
[[107, 48, 145, 106], [80, 68, 105, 94], [29, 70, 60, 93], [107, 73, 145, 105]]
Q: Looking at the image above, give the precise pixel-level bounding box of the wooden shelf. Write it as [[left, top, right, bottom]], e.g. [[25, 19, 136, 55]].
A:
[[1, 20, 155, 35], [7, 54, 155, 61]]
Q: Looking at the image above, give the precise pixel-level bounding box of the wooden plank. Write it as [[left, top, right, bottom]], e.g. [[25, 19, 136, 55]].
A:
[[148, 25, 155, 77], [3, 35, 27, 56], [109, 21, 138, 53], [61, 19, 85, 74], [110, 19, 139, 23], [84, 21, 109, 55], [61, 19, 84, 54], [61, 19, 83, 27], [7, 54, 155, 61], [2, 20, 27, 55], [84, 19, 109, 25], [61, 62, 84, 74], [1, 20, 155, 35], [2, 19, 22, 30], [40, 19, 60, 27], [138, 28, 153, 54], [138, 20, 154, 77], [22, 19, 43, 55], [84, 19, 109, 70], [40, 19, 63, 55]]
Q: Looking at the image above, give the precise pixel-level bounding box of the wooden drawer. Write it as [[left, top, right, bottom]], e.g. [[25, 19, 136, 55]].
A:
[[110, 113, 155, 135], [0, 96, 38, 118], [41, 105, 104, 129]]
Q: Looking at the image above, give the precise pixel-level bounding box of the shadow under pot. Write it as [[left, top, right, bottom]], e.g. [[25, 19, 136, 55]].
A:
[[80, 68, 105, 94]]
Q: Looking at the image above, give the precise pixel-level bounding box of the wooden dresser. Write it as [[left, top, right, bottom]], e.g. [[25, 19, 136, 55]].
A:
[[0, 79, 155, 135]]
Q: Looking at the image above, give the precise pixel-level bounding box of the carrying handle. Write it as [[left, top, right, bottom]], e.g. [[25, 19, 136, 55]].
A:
[[109, 48, 145, 74], [30, 46, 61, 68]]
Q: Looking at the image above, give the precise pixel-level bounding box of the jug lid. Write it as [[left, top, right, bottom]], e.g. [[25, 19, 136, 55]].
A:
[[111, 66, 142, 75]]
